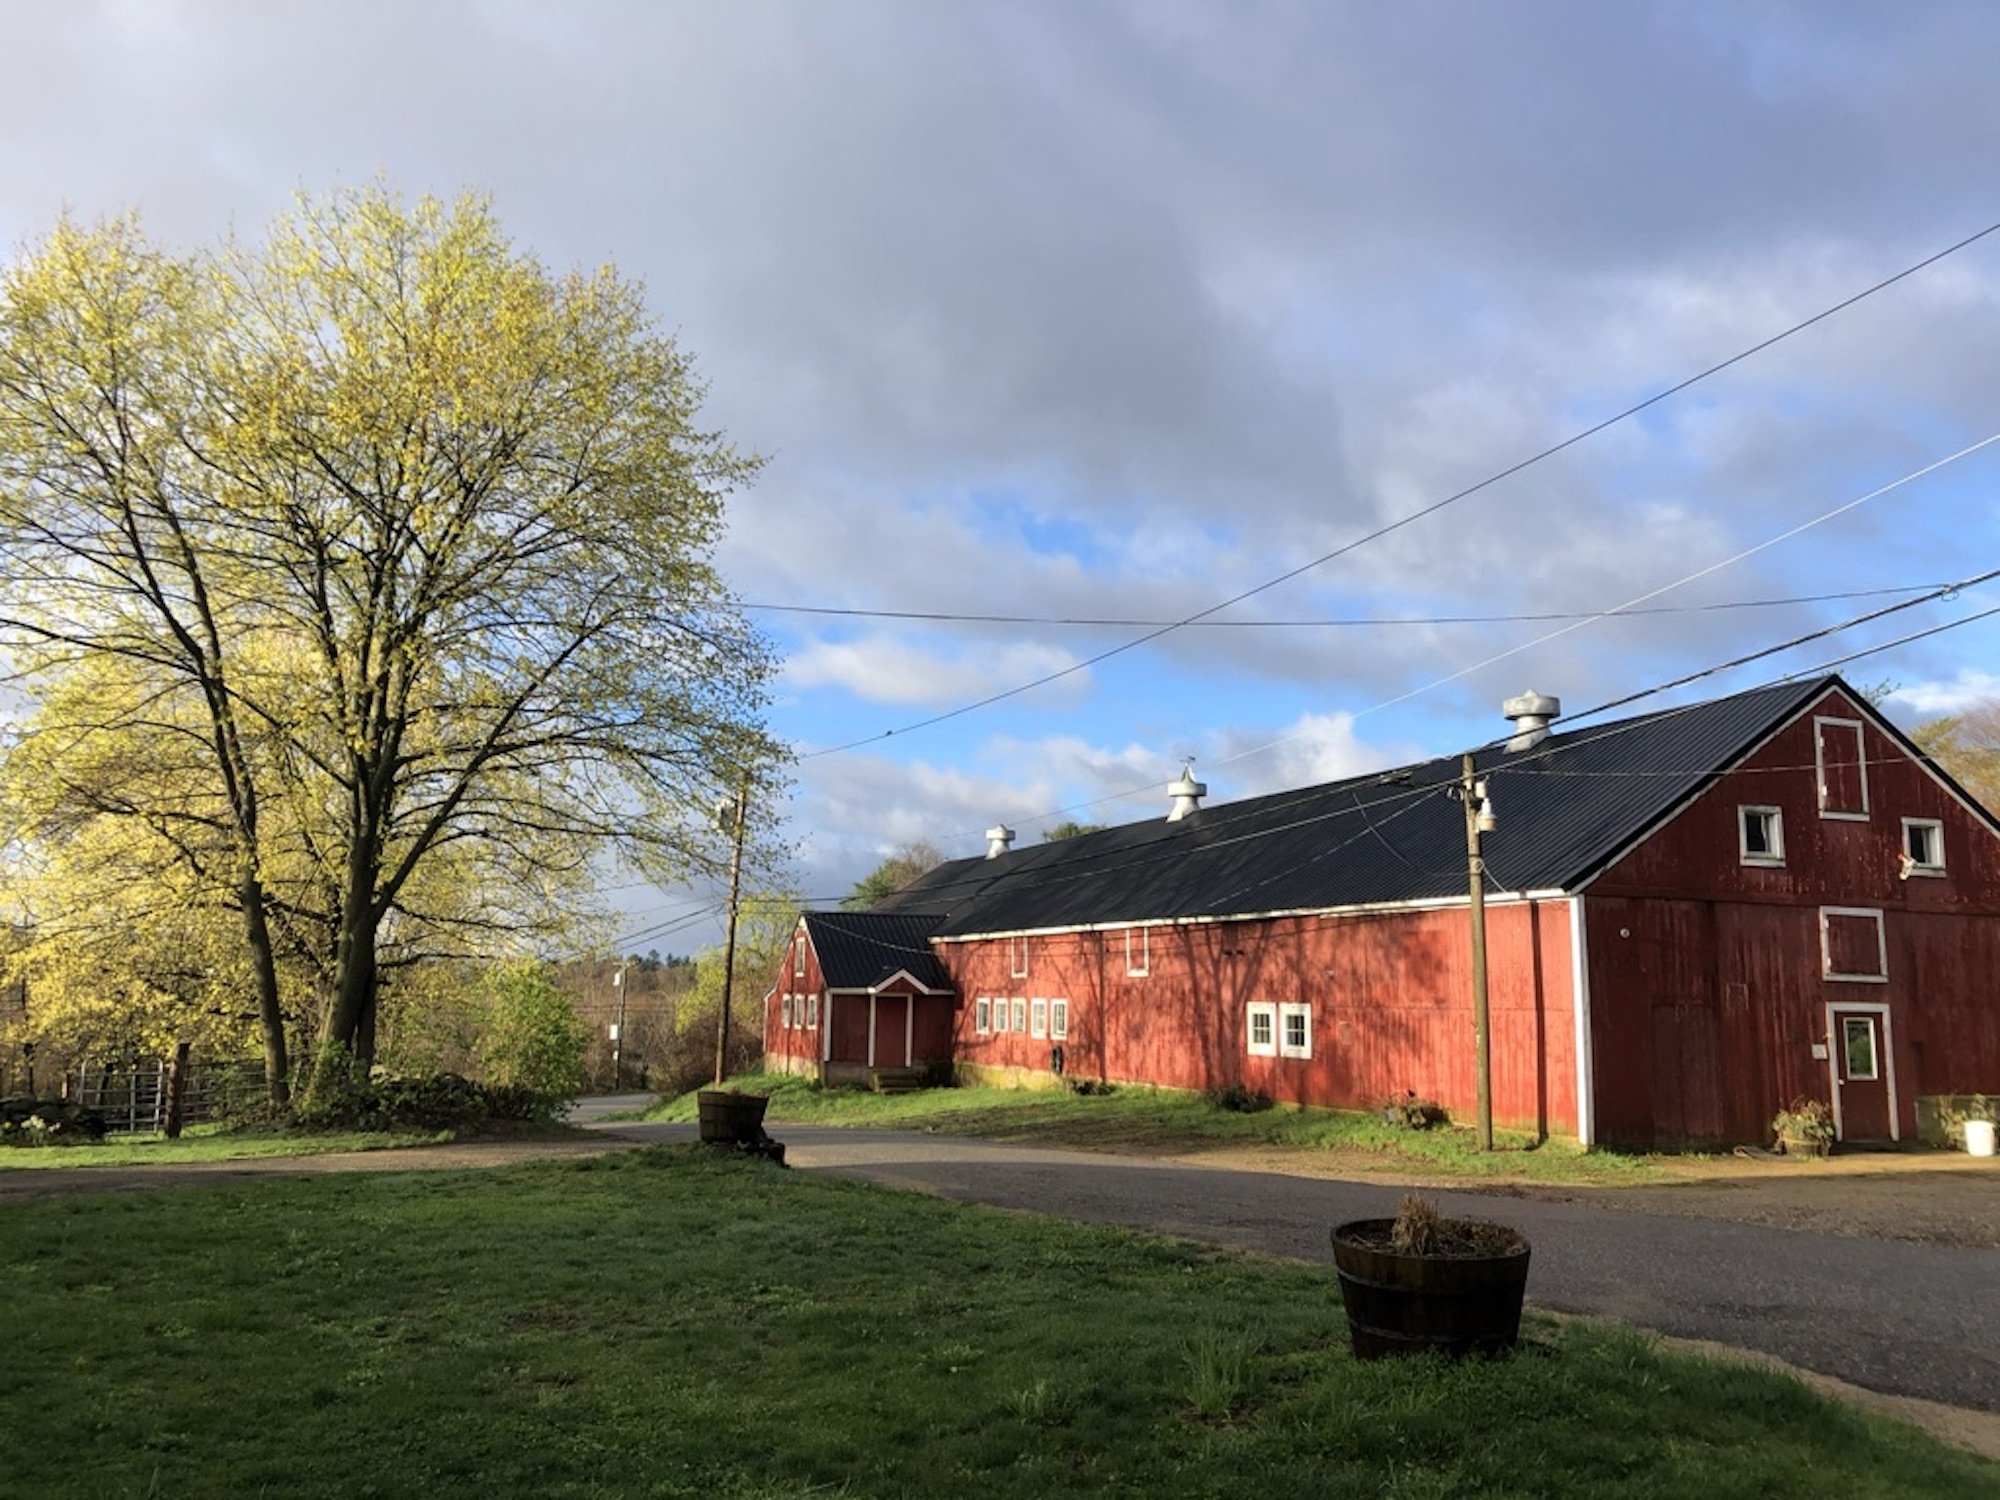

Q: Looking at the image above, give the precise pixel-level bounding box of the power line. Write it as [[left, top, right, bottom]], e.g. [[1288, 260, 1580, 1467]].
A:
[[796, 213, 2000, 762], [744, 582, 1944, 630]]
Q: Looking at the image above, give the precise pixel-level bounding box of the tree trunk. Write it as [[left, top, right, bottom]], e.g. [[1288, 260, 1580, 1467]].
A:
[[239, 869, 292, 1107], [163, 1040, 192, 1139]]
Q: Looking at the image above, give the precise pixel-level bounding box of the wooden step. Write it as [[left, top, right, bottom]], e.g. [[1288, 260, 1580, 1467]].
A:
[[868, 1067, 927, 1095]]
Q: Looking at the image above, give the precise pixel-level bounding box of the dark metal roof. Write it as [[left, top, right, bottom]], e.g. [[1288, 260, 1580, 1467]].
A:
[[864, 676, 1838, 938], [801, 910, 954, 991]]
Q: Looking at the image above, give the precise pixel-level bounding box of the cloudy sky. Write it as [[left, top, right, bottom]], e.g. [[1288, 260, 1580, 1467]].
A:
[[8, 1, 2000, 945]]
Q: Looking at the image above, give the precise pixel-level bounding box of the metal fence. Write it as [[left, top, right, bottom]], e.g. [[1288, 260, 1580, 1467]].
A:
[[70, 1057, 266, 1135]]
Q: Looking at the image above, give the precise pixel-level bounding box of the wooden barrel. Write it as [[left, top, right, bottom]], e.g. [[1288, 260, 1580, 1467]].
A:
[[1330, 1218, 1531, 1360], [696, 1090, 770, 1144]]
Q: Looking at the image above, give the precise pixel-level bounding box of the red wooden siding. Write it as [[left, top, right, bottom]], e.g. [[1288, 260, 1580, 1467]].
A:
[[1586, 687, 2000, 1146], [764, 925, 824, 1068], [945, 902, 1578, 1136]]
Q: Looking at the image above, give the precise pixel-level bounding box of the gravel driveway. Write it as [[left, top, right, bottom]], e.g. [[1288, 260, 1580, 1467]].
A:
[[606, 1121, 2000, 1417]]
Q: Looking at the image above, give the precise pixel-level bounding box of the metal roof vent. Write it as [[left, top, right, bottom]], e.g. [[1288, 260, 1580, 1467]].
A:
[[1166, 763, 1207, 822], [984, 824, 1015, 859], [1503, 691, 1561, 752]]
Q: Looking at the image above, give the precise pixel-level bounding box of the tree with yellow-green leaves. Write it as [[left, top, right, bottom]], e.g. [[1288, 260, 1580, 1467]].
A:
[[0, 186, 780, 1104]]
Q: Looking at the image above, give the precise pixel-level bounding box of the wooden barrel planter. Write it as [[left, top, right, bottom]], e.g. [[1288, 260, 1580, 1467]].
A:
[[696, 1090, 770, 1145], [1330, 1217, 1531, 1360]]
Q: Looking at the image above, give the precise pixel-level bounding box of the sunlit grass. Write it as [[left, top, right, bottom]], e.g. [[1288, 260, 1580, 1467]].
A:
[[646, 1073, 1669, 1185], [0, 1122, 449, 1170], [0, 1145, 1987, 1498]]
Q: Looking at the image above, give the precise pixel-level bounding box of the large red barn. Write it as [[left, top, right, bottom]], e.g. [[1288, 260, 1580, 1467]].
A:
[[764, 676, 2000, 1148]]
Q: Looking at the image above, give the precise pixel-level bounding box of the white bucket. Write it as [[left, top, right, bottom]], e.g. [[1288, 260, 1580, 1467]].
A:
[[1966, 1119, 1997, 1158]]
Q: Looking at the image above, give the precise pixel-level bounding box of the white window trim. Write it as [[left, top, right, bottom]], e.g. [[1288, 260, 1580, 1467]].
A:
[[1738, 805, 1785, 867], [1814, 716, 1870, 821], [1030, 997, 1048, 1039], [781, 995, 794, 1029], [1246, 1002, 1277, 1058], [1050, 998, 1069, 1041], [1820, 905, 1889, 983], [1279, 1002, 1313, 1060], [1125, 926, 1150, 978], [1840, 1014, 1880, 1080], [1011, 997, 1027, 1034], [1901, 817, 1946, 877], [1823, 1000, 1900, 1142], [1010, 935, 1029, 979], [794, 931, 807, 978], [805, 993, 819, 1030], [975, 997, 991, 1034]]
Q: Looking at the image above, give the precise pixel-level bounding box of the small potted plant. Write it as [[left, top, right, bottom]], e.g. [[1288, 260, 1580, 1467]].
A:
[[1330, 1194, 1530, 1360], [1771, 1097, 1836, 1157]]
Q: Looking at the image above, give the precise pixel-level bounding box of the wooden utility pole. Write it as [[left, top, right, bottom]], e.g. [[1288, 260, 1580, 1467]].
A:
[[713, 774, 750, 1088], [1462, 753, 1494, 1151], [610, 962, 628, 1089]]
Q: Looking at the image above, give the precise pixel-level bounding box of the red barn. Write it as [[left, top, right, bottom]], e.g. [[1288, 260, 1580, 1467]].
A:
[[765, 675, 2000, 1148]]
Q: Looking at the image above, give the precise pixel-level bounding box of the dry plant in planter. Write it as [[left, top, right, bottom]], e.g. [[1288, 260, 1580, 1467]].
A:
[[1330, 1194, 1531, 1359]]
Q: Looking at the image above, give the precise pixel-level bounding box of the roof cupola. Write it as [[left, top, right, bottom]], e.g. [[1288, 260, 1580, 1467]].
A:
[[1166, 762, 1207, 822], [1502, 691, 1561, 752]]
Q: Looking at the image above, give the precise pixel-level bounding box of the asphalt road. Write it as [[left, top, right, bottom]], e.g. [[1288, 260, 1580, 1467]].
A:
[[605, 1120, 2000, 1412]]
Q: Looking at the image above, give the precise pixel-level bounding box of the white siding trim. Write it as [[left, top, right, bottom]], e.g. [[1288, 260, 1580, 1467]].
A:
[[1819, 905, 1889, 982], [904, 996, 914, 1066], [1823, 999, 1899, 1142], [867, 994, 878, 1069], [1568, 895, 1595, 1149], [1813, 715, 1871, 820]]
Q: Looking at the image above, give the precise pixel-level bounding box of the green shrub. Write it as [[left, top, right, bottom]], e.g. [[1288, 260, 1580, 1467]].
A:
[[1205, 1082, 1273, 1114], [1383, 1091, 1449, 1130], [294, 1071, 550, 1132], [0, 1098, 108, 1147], [482, 960, 587, 1103]]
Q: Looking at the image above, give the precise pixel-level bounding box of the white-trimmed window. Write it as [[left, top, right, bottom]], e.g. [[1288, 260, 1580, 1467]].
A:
[[1903, 818, 1945, 876], [1050, 998, 1069, 1040], [1739, 806, 1784, 866], [975, 997, 991, 1034], [1031, 998, 1048, 1038], [1011, 997, 1028, 1034], [1280, 1003, 1313, 1060], [1820, 906, 1888, 982], [1246, 1002, 1277, 1057], [781, 995, 794, 1029], [1814, 716, 1870, 820], [794, 935, 807, 979], [1125, 927, 1150, 978], [1010, 935, 1030, 979], [805, 994, 819, 1029]]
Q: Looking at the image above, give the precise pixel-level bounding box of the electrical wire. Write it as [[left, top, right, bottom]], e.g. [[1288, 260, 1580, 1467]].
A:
[[794, 214, 2000, 763]]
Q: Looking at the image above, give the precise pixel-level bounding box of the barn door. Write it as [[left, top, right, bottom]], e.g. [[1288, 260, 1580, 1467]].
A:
[[1830, 1008, 1892, 1142]]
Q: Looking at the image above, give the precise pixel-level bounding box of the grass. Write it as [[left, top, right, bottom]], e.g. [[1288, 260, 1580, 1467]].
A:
[[645, 1073, 1673, 1186], [0, 1145, 1989, 1498], [0, 1121, 450, 1170]]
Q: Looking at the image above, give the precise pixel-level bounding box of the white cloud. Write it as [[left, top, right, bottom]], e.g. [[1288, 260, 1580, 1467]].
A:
[[1888, 669, 2000, 716], [780, 633, 1088, 709]]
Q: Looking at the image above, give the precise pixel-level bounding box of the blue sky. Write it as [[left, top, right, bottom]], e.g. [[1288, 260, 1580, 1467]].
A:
[[7, 1, 2000, 945]]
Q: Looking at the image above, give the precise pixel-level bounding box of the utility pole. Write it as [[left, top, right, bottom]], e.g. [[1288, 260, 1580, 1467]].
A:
[[713, 773, 750, 1088], [1461, 752, 1495, 1151], [610, 961, 628, 1089]]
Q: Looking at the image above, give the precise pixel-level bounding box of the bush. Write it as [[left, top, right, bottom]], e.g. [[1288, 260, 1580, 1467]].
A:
[[1771, 1096, 1835, 1152], [483, 960, 588, 1103], [294, 1071, 551, 1133], [1067, 1077, 1116, 1097], [1382, 1091, 1448, 1130], [0, 1097, 108, 1147], [1205, 1082, 1273, 1114]]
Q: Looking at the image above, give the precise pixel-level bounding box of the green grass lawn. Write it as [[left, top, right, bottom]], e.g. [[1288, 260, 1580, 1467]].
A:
[[2, 1145, 1986, 1498], [644, 1074, 1670, 1186], [0, 1122, 450, 1169]]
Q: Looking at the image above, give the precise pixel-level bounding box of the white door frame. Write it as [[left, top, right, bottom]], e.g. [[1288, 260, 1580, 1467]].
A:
[[1823, 999, 1898, 1142]]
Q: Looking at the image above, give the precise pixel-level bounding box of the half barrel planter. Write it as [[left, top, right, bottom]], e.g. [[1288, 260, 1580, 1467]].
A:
[[696, 1090, 771, 1145], [1330, 1218, 1531, 1360]]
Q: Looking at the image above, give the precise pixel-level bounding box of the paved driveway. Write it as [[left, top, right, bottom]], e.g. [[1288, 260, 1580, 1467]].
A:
[[606, 1121, 2000, 1413]]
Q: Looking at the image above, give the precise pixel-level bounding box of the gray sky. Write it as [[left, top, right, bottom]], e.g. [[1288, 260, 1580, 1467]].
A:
[[7, 1, 2000, 939]]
